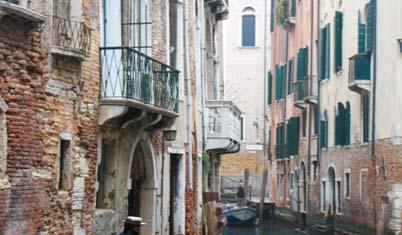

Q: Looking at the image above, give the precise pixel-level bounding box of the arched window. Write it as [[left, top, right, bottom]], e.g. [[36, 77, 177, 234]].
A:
[[242, 7, 256, 47]]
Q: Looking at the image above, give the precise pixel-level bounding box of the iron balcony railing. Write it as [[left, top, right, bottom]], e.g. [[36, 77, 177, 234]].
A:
[[100, 47, 179, 113], [349, 53, 371, 83], [293, 80, 307, 102], [275, 143, 288, 160], [52, 15, 91, 54]]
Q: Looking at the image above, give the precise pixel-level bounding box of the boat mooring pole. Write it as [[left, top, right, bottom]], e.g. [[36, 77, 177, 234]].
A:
[[259, 168, 268, 225]]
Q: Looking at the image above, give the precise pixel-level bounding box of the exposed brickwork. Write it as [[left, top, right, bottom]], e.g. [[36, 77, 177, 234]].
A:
[[0, 0, 100, 233]]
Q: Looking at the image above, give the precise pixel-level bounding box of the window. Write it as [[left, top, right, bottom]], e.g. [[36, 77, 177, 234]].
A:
[[96, 139, 117, 209], [312, 160, 318, 181], [322, 181, 326, 211], [267, 71, 273, 105], [242, 8, 256, 47], [290, 0, 296, 17], [58, 134, 72, 191], [345, 171, 350, 198], [53, 0, 71, 18], [337, 181, 341, 212], [276, 123, 286, 160], [287, 117, 300, 156], [297, 47, 309, 81], [362, 95, 370, 142], [320, 24, 331, 80], [335, 102, 351, 146], [313, 106, 319, 135], [358, 11, 366, 53], [275, 65, 286, 100], [302, 110, 307, 137], [320, 111, 328, 149], [334, 12, 343, 72], [0, 99, 8, 185]]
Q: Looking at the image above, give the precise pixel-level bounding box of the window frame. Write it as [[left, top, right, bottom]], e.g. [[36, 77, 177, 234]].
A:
[[241, 7, 257, 47]]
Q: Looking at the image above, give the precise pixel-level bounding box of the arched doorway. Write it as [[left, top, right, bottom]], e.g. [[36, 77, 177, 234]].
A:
[[127, 140, 157, 234], [327, 167, 336, 214], [299, 163, 306, 212]]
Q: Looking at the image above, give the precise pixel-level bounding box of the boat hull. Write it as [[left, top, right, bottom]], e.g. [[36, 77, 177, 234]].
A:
[[225, 208, 258, 226]]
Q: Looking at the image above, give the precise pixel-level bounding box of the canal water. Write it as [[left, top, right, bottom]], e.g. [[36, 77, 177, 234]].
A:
[[224, 221, 299, 235]]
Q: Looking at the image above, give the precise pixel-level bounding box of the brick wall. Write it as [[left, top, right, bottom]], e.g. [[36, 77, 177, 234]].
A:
[[0, 0, 100, 233]]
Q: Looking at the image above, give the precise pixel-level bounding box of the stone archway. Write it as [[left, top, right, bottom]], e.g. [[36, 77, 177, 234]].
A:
[[326, 167, 336, 214], [127, 138, 157, 235], [299, 163, 306, 212]]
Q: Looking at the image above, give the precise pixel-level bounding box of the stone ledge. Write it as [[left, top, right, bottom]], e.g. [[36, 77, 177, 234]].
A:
[[50, 46, 87, 61], [0, 1, 45, 32]]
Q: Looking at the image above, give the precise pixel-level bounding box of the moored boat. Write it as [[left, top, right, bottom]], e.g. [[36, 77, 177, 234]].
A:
[[224, 206, 258, 226]]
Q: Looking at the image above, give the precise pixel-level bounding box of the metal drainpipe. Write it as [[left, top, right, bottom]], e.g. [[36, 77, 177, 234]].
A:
[[282, 29, 289, 215], [305, 0, 315, 228], [201, 0, 207, 152], [183, 0, 193, 189], [263, 0, 268, 162], [316, 0, 321, 167], [371, 0, 378, 229]]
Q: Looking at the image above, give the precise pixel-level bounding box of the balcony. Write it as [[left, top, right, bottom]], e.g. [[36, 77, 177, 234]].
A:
[[205, 100, 242, 153], [0, 1, 45, 33], [304, 75, 318, 104], [293, 80, 307, 108], [275, 143, 288, 160], [50, 16, 92, 60], [99, 47, 180, 127], [293, 75, 318, 108], [348, 53, 371, 94]]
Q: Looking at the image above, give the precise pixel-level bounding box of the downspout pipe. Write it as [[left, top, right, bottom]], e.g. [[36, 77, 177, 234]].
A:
[[371, 0, 378, 229], [306, 0, 315, 229], [263, 0, 268, 161], [317, 0, 321, 166], [183, 0, 193, 189]]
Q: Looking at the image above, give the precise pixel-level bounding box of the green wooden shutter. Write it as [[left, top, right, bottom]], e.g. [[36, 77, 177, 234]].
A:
[[297, 47, 308, 80], [287, 58, 294, 95], [276, 65, 282, 100], [287, 117, 300, 156], [268, 71, 273, 105], [314, 106, 319, 135], [320, 27, 327, 80], [358, 23, 366, 53], [366, 0, 376, 52], [335, 12, 343, 72], [270, 0, 275, 32], [291, 0, 296, 17], [345, 102, 351, 145], [325, 24, 331, 78]]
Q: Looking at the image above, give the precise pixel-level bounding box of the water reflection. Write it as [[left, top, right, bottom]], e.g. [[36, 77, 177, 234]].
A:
[[224, 221, 299, 235]]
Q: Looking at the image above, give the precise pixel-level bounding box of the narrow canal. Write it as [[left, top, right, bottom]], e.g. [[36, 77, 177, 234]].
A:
[[224, 220, 299, 235]]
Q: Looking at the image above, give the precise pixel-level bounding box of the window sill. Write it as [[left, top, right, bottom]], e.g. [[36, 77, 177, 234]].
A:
[[238, 46, 260, 49]]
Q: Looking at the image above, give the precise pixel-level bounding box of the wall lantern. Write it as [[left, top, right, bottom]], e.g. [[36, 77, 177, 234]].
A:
[[398, 39, 402, 52], [163, 129, 177, 141]]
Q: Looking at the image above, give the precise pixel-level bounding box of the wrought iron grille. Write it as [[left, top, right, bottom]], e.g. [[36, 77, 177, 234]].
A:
[[100, 47, 180, 113], [52, 15, 91, 54]]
